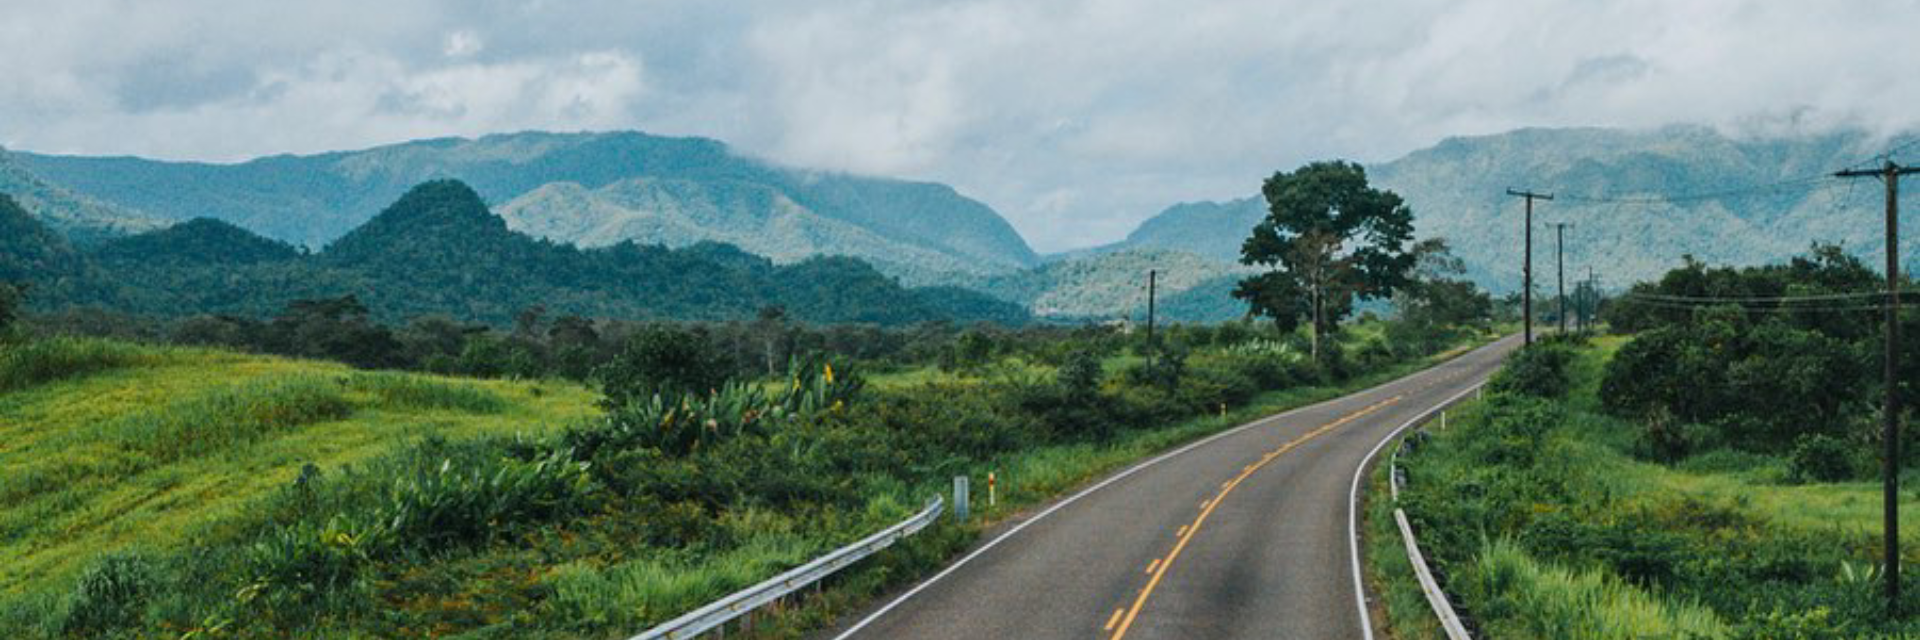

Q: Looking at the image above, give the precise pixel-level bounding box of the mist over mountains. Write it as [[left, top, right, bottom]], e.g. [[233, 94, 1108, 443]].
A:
[[2, 124, 1914, 325]]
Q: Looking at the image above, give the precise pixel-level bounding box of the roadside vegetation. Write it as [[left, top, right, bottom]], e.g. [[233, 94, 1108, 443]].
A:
[[1, 293, 1489, 637], [1376, 245, 1920, 639]]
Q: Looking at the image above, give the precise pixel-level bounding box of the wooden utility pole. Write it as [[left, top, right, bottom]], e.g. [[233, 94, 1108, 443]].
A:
[[1553, 222, 1572, 334], [1584, 266, 1597, 332], [1507, 189, 1553, 344], [1146, 269, 1157, 375], [1837, 160, 1918, 615]]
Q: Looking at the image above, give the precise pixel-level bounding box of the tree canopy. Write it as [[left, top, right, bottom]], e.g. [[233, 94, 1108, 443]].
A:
[[1235, 161, 1415, 355]]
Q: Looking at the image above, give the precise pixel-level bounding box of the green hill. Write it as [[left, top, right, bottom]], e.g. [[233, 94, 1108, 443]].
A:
[[981, 248, 1253, 322], [0, 337, 599, 597], [8, 180, 1030, 326], [15, 131, 1039, 279]]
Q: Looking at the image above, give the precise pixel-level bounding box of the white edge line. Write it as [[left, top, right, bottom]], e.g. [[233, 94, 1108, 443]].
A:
[[1347, 376, 1492, 640], [834, 339, 1506, 640]]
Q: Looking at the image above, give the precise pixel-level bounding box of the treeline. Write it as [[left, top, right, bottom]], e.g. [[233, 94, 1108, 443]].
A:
[[1598, 243, 1919, 475]]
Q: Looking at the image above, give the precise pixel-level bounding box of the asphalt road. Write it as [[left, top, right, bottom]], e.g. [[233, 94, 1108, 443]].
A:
[[825, 335, 1520, 640]]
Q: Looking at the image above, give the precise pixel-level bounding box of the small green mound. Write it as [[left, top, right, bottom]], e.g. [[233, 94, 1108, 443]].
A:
[[345, 372, 508, 414], [0, 337, 164, 392]]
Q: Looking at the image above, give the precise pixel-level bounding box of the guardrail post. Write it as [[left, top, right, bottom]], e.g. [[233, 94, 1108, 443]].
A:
[[953, 476, 970, 522]]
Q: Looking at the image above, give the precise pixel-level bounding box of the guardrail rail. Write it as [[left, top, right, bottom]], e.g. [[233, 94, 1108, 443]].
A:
[[1386, 396, 1474, 639], [629, 496, 946, 640]]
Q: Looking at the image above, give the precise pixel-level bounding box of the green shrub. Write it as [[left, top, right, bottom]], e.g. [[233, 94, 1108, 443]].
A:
[[59, 553, 155, 637], [1490, 343, 1575, 398], [596, 325, 729, 410], [1787, 434, 1857, 483]]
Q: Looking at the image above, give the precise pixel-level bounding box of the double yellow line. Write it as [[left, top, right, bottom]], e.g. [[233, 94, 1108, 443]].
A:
[[1103, 395, 1404, 639]]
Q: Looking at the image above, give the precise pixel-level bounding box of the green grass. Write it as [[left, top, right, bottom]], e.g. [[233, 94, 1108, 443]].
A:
[[1379, 333, 1920, 638], [0, 328, 1495, 637], [0, 339, 598, 598], [1464, 539, 1727, 640]]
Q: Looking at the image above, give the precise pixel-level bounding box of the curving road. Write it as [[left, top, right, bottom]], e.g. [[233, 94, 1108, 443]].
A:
[[823, 336, 1519, 640]]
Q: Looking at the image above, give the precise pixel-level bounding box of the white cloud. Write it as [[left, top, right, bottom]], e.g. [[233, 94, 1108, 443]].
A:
[[443, 31, 485, 58], [2, 0, 1919, 251]]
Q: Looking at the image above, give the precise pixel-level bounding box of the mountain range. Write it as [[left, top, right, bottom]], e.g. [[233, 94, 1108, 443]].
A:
[[11, 131, 1037, 283], [0, 182, 1029, 327], [5, 125, 1915, 325], [1098, 125, 1920, 293]]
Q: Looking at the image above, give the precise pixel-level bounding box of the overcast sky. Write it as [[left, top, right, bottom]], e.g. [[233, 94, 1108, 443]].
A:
[[4, 1, 1918, 252]]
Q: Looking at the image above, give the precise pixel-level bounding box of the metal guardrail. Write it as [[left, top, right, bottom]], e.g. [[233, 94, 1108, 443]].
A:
[[629, 496, 946, 640], [1388, 399, 1473, 639]]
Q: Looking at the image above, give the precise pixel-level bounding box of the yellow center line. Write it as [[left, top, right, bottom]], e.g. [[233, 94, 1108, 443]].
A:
[[1104, 608, 1126, 631], [1106, 395, 1404, 639], [1145, 558, 1161, 574]]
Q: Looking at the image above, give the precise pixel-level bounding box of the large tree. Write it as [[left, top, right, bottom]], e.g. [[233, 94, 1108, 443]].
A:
[[1235, 161, 1415, 357]]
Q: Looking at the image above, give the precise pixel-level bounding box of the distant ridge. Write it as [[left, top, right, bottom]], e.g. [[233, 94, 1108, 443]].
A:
[[0, 147, 164, 244], [0, 180, 1030, 327], [1106, 125, 1920, 292], [14, 131, 1039, 281]]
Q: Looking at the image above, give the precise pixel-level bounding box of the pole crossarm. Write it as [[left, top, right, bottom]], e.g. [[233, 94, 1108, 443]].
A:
[[1505, 189, 1554, 345]]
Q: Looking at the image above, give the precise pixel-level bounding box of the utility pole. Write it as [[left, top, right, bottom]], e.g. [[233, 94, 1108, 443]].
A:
[[1146, 269, 1157, 375], [1553, 222, 1572, 335], [1506, 189, 1553, 345], [1837, 160, 1918, 616], [1584, 266, 1597, 332]]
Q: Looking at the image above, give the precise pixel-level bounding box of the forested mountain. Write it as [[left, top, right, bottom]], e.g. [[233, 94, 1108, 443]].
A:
[[0, 181, 1029, 327], [1105, 126, 1920, 292], [0, 148, 163, 244], [90, 218, 303, 268], [14, 131, 1039, 280], [980, 248, 1254, 322]]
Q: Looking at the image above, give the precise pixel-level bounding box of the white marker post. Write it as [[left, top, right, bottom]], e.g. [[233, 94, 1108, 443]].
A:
[[953, 476, 970, 522], [988, 471, 997, 508]]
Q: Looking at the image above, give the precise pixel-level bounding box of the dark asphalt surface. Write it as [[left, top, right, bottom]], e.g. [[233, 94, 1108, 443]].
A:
[[825, 336, 1519, 640]]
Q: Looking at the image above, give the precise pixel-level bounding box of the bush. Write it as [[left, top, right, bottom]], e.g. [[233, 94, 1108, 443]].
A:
[[1788, 434, 1857, 483], [0, 282, 23, 335], [1490, 343, 1575, 398], [59, 553, 155, 637], [596, 326, 729, 410]]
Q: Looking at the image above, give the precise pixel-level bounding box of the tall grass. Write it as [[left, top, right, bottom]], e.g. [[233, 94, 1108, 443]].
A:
[[97, 376, 354, 463], [344, 372, 508, 414], [0, 337, 164, 392], [1465, 539, 1727, 639]]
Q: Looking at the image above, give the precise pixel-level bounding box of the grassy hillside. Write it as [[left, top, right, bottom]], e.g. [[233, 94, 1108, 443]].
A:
[[0, 337, 598, 596]]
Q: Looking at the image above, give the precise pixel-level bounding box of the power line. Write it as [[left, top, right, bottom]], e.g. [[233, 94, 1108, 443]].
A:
[[1554, 175, 1831, 205], [1624, 290, 1903, 304], [1615, 295, 1920, 313]]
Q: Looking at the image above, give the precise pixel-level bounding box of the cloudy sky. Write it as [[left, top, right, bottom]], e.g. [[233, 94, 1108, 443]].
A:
[[3, 1, 1918, 252]]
